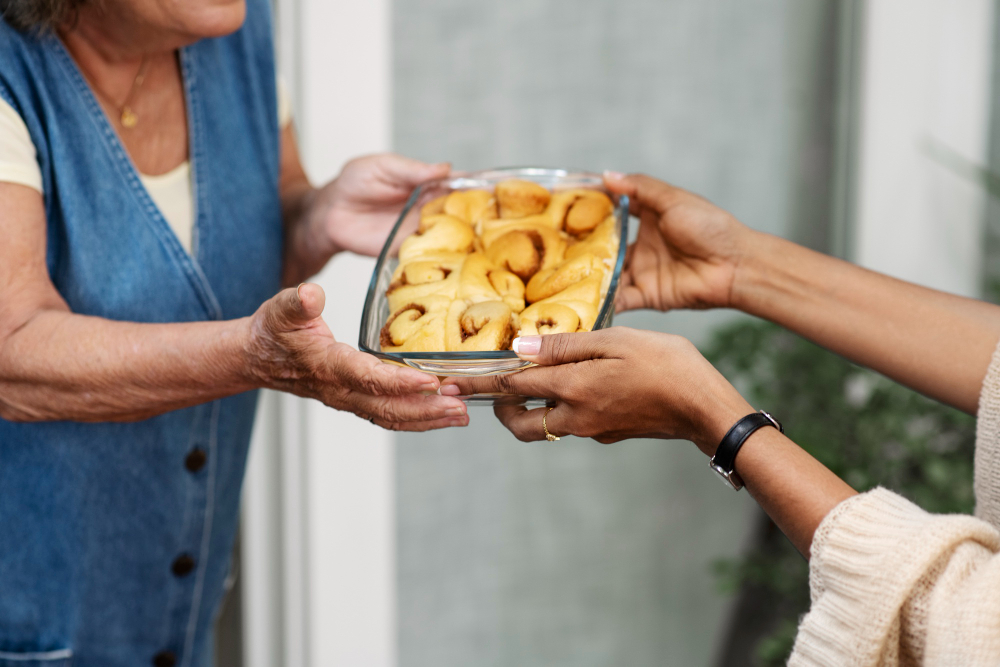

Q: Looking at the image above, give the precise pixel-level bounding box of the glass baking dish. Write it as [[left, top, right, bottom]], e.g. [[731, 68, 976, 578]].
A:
[[358, 167, 630, 392]]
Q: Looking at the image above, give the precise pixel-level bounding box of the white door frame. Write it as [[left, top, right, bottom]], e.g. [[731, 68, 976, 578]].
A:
[[242, 0, 397, 665]]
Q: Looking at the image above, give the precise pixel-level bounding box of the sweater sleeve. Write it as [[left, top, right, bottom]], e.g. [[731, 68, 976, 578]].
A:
[[788, 488, 1000, 667], [975, 337, 1000, 528]]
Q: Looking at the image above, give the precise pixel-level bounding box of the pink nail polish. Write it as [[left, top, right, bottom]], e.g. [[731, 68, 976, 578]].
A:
[[512, 336, 541, 356]]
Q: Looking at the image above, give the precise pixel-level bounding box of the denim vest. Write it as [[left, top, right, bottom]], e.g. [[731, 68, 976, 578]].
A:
[[0, 1, 282, 665]]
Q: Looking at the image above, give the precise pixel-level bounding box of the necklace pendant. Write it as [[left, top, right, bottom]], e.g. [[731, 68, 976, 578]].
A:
[[120, 107, 138, 129]]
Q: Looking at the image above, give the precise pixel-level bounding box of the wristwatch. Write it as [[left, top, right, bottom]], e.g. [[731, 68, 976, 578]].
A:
[[709, 410, 783, 491]]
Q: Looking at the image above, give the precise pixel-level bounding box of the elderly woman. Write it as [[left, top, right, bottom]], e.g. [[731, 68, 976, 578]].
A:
[[455, 173, 1000, 665], [0, 0, 468, 665]]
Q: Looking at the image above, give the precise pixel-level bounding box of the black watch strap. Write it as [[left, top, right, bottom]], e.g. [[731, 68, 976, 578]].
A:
[[709, 411, 783, 491]]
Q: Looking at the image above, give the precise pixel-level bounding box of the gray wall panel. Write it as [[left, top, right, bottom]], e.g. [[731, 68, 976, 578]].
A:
[[393, 1, 837, 665]]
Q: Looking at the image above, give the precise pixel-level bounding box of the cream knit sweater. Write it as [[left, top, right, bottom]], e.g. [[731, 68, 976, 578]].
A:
[[788, 340, 1000, 666]]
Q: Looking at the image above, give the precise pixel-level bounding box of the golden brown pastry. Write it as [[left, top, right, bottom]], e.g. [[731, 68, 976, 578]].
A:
[[443, 189, 497, 224], [564, 215, 617, 262], [517, 302, 581, 336], [386, 252, 465, 313], [446, 300, 517, 351], [418, 213, 468, 234], [530, 274, 603, 332], [485, 227, 566, 282], [479, 217, 563, 246], [525, 253, 605, 303], [457, 253, 526, 313], [380, 295, 450, 352], [420, 194, 448, 218], [399, 216, 475, 262], [546, 189, 615, 236], [382, 179, 620, 354], [496, 180, 551, 218]]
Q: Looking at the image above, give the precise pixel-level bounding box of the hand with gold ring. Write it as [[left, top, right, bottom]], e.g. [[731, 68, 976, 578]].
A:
[[542, 407, 560, 441], [444, 327, 752, 450]]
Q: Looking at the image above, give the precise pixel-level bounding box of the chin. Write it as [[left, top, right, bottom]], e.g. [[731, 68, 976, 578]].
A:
[[189, 0, 247, 38]]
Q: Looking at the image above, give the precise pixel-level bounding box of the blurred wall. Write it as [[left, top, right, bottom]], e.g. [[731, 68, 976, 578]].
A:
[[392, 1, 839, 666]]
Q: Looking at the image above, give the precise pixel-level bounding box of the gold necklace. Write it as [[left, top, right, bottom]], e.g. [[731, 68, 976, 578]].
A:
[[87, 57, 150, 129]]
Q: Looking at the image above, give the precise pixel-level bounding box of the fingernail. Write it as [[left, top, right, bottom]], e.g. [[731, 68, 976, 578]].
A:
[[603, 170, 625, 180], [512, 336, 541, 356], [296, 283, 306, 300], [438, 385, 462, 396], [449, 417, 469, 427], [446, 406, 466, 417], [420, 381, 439, 393]]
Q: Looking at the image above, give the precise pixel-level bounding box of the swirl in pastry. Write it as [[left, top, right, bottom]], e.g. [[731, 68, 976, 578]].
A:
[[517, 302, 582, 336], [380, 295, 450, 352], [446, 300, 517, 351], [485, 227, 566, 283], [386, 252, 465, 313]]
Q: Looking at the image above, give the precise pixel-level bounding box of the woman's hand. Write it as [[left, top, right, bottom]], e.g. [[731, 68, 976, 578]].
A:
[[246, 283, 468, 431], [303, 153, 449, 263], [603, 172, 752, 313], [445, 328, 752, 452]]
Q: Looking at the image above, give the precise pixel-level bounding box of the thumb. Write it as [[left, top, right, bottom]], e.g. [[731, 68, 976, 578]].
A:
[[265, 282, 326, 332], [511, 330, 614, 366]]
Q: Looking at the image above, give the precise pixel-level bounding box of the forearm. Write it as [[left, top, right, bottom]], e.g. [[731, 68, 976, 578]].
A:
[[734, 429, 856, 558], [733, 231, 1000, 414], [686, 369, 856, 559], [0, 309, 259, 422], [281, 181, 333, 287]]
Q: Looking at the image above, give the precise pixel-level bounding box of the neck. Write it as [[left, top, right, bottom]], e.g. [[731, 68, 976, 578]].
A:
[[59, 4, 191, 65], [59, 7, 185, 104]]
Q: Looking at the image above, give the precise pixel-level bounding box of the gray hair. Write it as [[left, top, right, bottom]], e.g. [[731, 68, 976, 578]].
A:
[[0, 0, 86, 31]]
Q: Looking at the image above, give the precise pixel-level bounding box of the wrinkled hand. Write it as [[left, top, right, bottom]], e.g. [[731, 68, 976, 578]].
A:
[[445, 328, 751, 451], [603, 173, 750, 313], [312, 153, 450, 259], [246, 283, 467, 431]]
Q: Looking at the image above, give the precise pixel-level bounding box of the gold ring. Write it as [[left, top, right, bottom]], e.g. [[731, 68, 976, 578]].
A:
[[543, 407, 560, 441]]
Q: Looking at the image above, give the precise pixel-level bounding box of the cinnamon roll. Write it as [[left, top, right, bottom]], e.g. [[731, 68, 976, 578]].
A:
[[525, 253, 605, 303], [380, 295, 450, 352], [457, 253, 526, 313], [564, 215, 617, 262], [496, 180, 551, 219], [445, 300, 517, 352], [399, 216, 475, 262], [386, 252, 465, 313], [546, 189, 614, 236], [443, 189, 498, 225], [485, 227, 566, 283], [517, 302, 582, 336]]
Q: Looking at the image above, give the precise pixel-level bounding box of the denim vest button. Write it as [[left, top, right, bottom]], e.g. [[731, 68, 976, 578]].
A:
[[185, 448, 207, 473], [152, 650, 177, 667], [172, 554, 196, 577]]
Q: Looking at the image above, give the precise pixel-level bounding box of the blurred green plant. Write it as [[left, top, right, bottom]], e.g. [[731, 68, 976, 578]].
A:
[[703, 319, 976, 667]]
